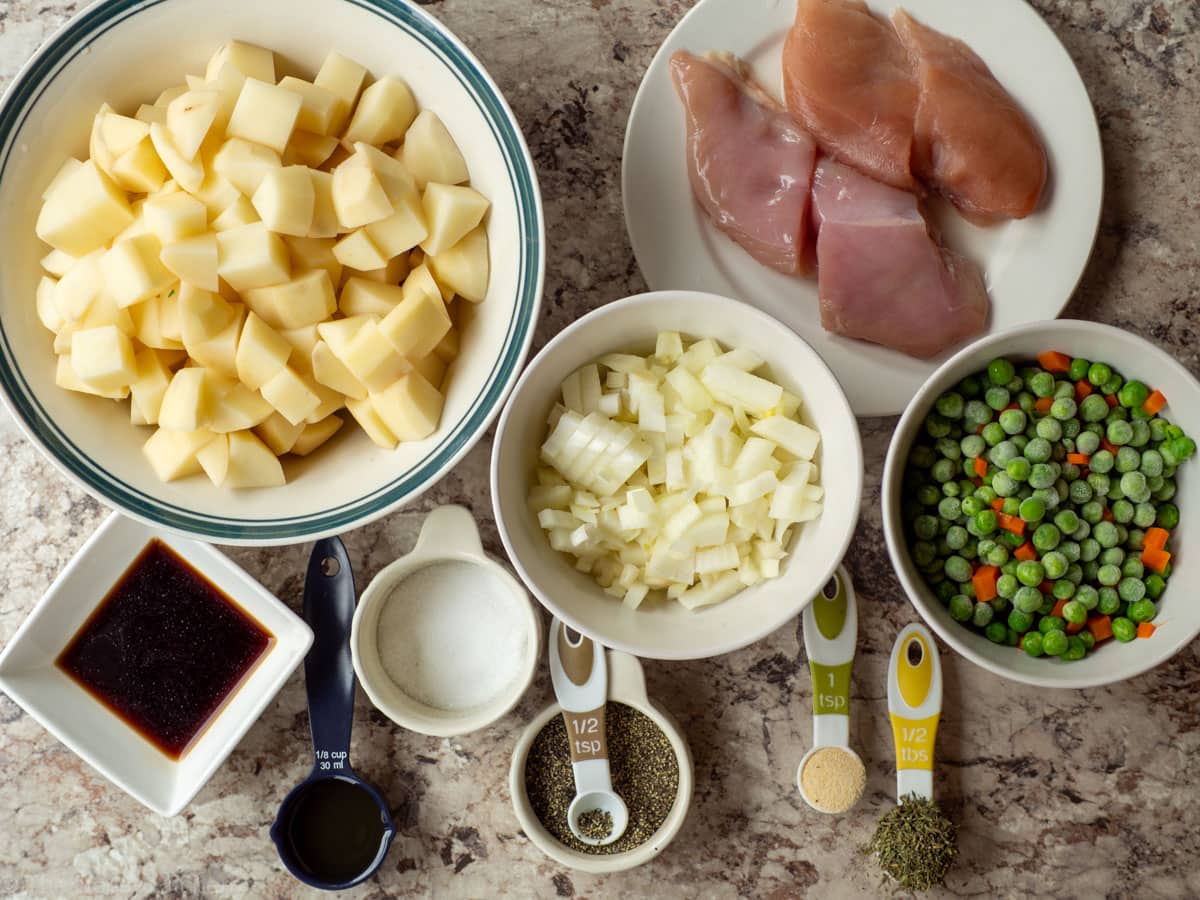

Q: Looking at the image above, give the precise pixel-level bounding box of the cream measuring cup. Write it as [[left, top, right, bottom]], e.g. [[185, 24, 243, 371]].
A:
[[886, 623, 943, 802], [796, 566, 863, 812], [547, 618, 629, 846]]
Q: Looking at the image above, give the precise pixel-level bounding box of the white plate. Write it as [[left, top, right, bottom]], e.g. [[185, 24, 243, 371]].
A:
[[622, 0, 1103, 416]]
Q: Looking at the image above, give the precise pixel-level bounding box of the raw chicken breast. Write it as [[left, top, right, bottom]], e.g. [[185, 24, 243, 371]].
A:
[[670, 50, 818, 276], [782, 0, 919, 191], [811, 158, 989, 359], [893, 9, 1047, 221]]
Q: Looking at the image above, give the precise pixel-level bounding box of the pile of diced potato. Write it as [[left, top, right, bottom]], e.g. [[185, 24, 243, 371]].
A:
[[34, 40, 490, 488]]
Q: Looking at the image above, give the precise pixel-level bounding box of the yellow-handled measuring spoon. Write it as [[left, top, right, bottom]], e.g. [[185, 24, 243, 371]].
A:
[[796, 566, 865, 814], [886, 623, 943, 802]]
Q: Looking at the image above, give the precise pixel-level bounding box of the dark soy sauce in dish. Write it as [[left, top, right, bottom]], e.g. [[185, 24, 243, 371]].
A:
[[56, 539, 272, 759], [282, 777, 389, 882]]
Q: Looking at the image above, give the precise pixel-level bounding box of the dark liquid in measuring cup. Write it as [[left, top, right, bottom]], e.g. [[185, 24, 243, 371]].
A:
[[283, 778, 388, 882], [56, 539, 272, 759]]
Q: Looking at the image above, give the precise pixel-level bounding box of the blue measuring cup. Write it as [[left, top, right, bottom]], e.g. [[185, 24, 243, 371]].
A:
[[271, 537, 396, 890]]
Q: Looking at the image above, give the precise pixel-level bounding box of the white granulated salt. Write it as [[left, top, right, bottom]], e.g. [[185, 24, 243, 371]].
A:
[[376, 560, 527, 711]]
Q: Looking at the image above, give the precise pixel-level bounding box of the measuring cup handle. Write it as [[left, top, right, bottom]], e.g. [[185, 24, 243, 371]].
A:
[[412, 505, 484, 557], [887, 623, 943, 801], [549, 618, 606, 714], [303, 537, 356, 770], [803, 567, 857, 746]]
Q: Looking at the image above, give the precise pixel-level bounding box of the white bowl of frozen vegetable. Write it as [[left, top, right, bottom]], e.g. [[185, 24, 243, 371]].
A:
[[491, 291, 863, 660], [883, 320, 1200, 688]]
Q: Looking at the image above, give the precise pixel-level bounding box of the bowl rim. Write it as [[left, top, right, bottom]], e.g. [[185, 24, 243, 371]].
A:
[[0, 0, 545, 545], [882, 318, 1200, 688], [490, 290, 864, 659]]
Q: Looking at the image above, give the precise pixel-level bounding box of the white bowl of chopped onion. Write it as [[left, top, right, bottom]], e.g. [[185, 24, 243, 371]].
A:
[[491, 291, 862, 659]]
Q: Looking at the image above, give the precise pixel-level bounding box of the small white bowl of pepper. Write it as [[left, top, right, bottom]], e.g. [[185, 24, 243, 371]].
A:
[[508, 650, 693, 872]]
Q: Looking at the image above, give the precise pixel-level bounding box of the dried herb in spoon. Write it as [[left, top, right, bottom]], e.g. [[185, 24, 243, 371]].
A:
[[864, 793, 958, 891]]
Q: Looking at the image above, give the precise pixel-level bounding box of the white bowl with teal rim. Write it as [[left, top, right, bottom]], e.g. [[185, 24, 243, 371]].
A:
[[0, 0, 543, 544]]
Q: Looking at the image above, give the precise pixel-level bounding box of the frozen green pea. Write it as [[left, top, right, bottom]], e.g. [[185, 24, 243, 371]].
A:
[[1075, 584, 1099, 610], [1024, 436, 1053, 462], [1065, 563, 1084, 585], [1061, 600, 1087, 625], [1118, 380, 1149, 409], [1122, 557, 1145, 580], [1132, 502, 1156, 529], [1072, 521, 1091, 541], [1076, 431, 1101, 455], [936, 392, 965, 419], [1051, 397, 1077, 420], [1012, 434, 1030, 453], [964, 399, 992, 427], [1008, 609, 1034, 633], [1059, 541, 1081, 563], [961, 496, 983, 517], [1017, 392, 1036, 413], [1064, 636, 1087, 661], [1029, 464, 1056, 490], [912, 542, 937, 567], [1016, 560, 1045, 587], [1091, 450, 1115, 474], [1052, 509, 1079, 534], [999, 408, 1026, 435], [925, 414, 952, 438], [949, 594, 974, 622], [972, 602, 994, 628], [1079, 501, 1104, 525], [915, 516, 940, 540], [997, 573, 1019, 599], [1039, 615, 1066, 634], [985, 622, 1008, 643], [945, 556, 973, 583], [1069, 480, 1094, 505], [1120, 579, 1148, 605], [1032, 523, 1061, 551], [1140, 449, 1163, 477], [935, 581, 957, 604], [959, 375, 982, 398], [1052, 579, 1075, 600], [1130, 420, 1151, 448], [1097, 563, 1122, 586], [989, 441, 1018, 466], [1156, 503, 1180, 530], [1120, 472, 1150, 503], [935, 437, 962, 461], [1080, 393, 1110, 422], [961, 434, 986, 458], [1111, 617, 1136, 642], [1149, 418, 1169, 442], [987, 358, 1015, 386], [992, 473, 1018, 497], [1108, 405, 1128, 423], [1115, 446, 1140, 473], [1111, 499, 1134, 524], [1054, 380, 1075, 400], [1087, 473, 1111, 498], [975, 485, 999, 504], [1006, 457, 1032, 482], [1002, 498, 1021, 517], [1018, 497, 1045, 523], [1093, 521, 1119, 548], [1155, 478, 1176, 502], [981, 422, 1006, 446], [985, 386, 1011, 411], [931, 459, 956, 483], [1042, 629, 1069, 656], [985, 544, 1009, 566], [945, 526, 969, 550], [1078, 630, 1096, 651], [1068, 358, 1091, 382], [1022, 631, 1045, 657], [1061, 463, 1081, 482], [974, 510, 998, 535], [1028, 371, 1055, 397], [1041, 550, 1068, 579], [1107, 419, 1134, 446], [916, 484, 941, 507], [1145, 573, 1166, 600], [1126, 528, 1145, 551], [1099, 547, 1125, 567], [1102, 373, 1124, 395], [1082, 560, 1100, 582], [1062, 419, 1082, 439], [1098, 587, 1121, 615]]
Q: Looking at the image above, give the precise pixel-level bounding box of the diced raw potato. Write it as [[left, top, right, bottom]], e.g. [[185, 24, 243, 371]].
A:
[[311, 340, 366, 399], [155, 85, 187, 108], [291, 415, 344, 456], [428, 225, 488, 303], [71, 325, 136, 391], [331, 165, 392, 229], [100, 234, 173, 308], [277, 77, 342, 135], [129, 347, 172, 424], [434, 327, 460, 365], [226, 430, 285, 488], [371, 371, 443, 441], [90, 107, 147, 174], [399, 110, 469, 188], [53, 250, 103, 321], [343, 77, 417, 146], [751, 415, 820, 461], [235, 312, 291, 390], [206, 40, 275, 85], [345, 396, 397, 449], [378, 272, 451, 360], [252, 165, 314, 236], [212, 137, 282, 196], [411, 352, 446, 389], [36, 276, 64, 333], [284, 131, 339, 168], [216, 222, 290, 292], [110, 137, 169, 192], [307, 170, 339, 239], [655, 331, 683, 362], [55, 354, 126, 398], [136, 103, 167, 125], [42, 158, 84, 201], [159, 367, 217, 430], [314, 51, 366, 122], [700, 364, 782, 415], [185, 303, 244, 378], [244, 269, 336, 330], [143, 427, 214, 481], [340, 278, 402, 317], [284, 235, 342, 285], [178, 282, 236, 342], [148, 122, 204, 192], [209, 381, 273, 432], [36, 160, 133, 256], [316, 314, 371, 356], [226, 78, 302, 153], [332, 229, 387, 271], [420, 183, 489, 256], [196, 433, 229, 485], [40, 250, 76, 278], [337, 319, 409, 392], [260, 365, 320, 425], [364, 185, 428, 259], [254, 411, 303, 455], [131, 289, 184, 350], [212, 195, 259, 231], [143, 192, 206, 244], [167, 90, 221, 160], [160, 232, 218, 291], [279, 326, 321, 367]]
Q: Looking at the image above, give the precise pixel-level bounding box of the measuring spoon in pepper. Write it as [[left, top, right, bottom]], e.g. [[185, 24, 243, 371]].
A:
[[548, 618, 629, 846], [271, 538, 396, 890]]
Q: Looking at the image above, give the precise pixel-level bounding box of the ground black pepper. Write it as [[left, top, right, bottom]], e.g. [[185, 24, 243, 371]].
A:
[[524, 702, 679, 855], [577, 809, 613, 842]]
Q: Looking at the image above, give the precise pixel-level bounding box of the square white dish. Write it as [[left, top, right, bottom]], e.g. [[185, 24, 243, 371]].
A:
[[0, 512, 312, 816]]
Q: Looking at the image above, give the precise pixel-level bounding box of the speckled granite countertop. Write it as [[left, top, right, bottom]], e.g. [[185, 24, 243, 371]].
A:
[[2, 1, 1198, 897]]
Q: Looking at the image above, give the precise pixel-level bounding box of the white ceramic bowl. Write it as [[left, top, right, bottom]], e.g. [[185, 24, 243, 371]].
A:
[[351, 505, 540, 737], [492, 291, 863, 660], [0, 513, 312, 816], [883, 320, 1200, 688], [0, 0, 543, 544]]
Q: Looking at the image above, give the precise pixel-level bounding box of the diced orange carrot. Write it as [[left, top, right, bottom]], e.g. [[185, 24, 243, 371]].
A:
[[1075, 380, 1093, 402], [1088, 616, 1113, 642], [1102, 438, 1119, 455], [1143, 527, 1169, 551], [1067, 453, 1090, 466], [1105, 394, 1118, 408], [1066, 619, 1086, 635], [1038, 351, 1072, 373], [1014, 542, 1037, 561], [1035, 397, 1054, 414], [973, 457, 988, 478], [1102, 507, 1114, 522], [1136, 622, 1157, 639], [1143, 390, 1167, 415], [1039, 580, 1055, 594], [973, 566, 999, 603], [991, 498, 1005, 513], [998, 513, 1026, 536], [1142, 546, 1172, 574], [1051, 598, 1069, 619]]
